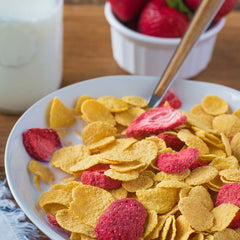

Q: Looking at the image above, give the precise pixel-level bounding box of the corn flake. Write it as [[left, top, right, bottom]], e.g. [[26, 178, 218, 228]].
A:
[[81, 99, 115, 125], [201, 95, 229, 116], [49, 97, 76, 129], [97, 96, 129, 112]]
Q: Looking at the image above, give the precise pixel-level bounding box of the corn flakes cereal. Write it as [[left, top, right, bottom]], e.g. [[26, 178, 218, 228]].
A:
[[201, 95, 229, 116], [177, 129, 209, 155], [143, 210, 158, 238], [178, 196, 214, 231], [136, 187, 178, 214], [81, 121, 117, 145], [212, 114, 240, 138], [29, 93, 240, 239], [28, 160, 55, 184], [75, 95, 94, 116], [230, 132, 240, 160], [49, 97, 76, 129], [115, 107, 145, 126], [210, 204, 239, 232], [213, 228, 240, 240], [122, 171, 154, 192], [87, 136, 116, 151], [188, 186, 213, 210], [219, 168, 240, 183], [97, 96, 129, 112], [50, 144, 90, 174], [70, 184, 114, 227], [56, 209, 95, 237], [81, 99, 115, 125], [185, 166, 218, 186], [175, 215, 194, 240], [122, 95, 148, 108]]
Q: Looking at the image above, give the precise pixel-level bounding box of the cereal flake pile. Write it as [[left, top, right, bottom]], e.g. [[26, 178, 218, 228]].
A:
[[23, 90, 240, 240]]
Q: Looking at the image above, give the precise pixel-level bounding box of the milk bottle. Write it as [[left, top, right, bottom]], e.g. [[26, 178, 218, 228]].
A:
[[0, 0, 63, 113]]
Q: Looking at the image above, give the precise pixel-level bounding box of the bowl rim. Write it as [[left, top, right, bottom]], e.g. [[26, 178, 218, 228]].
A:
[[104, 2, 226, 45]]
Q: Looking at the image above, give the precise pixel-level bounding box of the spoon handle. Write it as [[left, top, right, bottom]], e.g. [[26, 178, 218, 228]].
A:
[[148, 0, 225, 107]]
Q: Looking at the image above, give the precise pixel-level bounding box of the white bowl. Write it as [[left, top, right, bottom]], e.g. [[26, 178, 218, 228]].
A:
[[104, 2, 225, 78], [5, 75, 240, 239]]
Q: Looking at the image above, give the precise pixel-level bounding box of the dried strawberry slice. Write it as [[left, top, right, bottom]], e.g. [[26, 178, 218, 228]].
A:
[[215, 183, 240, 207], [215, 182, 240, 229], [126, 106, 187, 138], [22, 128, 62, 162], [95, 198, 147, 240], [46, 214, 71, 235], [189, 161, 208, 171], [156, 148, 199, 173], [158, 89, 182, 109], [157, 134, 185, 151], [81, 164, 122, 189]]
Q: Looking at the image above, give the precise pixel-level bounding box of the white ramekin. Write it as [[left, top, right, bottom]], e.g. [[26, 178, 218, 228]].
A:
[[104, 2, 225, 79]]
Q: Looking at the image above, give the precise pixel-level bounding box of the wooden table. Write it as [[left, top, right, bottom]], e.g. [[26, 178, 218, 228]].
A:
[[0, 2, 240, 239]]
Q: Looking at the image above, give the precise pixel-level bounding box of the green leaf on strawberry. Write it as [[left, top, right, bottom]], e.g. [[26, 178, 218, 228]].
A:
[[166, 0, 193, 19]]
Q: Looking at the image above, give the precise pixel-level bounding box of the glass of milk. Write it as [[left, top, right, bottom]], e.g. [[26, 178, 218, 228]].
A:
[[0, 0, 63, 113]]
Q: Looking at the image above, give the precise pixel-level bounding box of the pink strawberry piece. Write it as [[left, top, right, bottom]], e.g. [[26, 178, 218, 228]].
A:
[[215, 183, 240, 207], [138, 0, 189, 38], [228, 210, 240, 229], [107, 0, 149, 22], [46, 214, 71, 235], [158, 89, 182, 109], [186, 0, 238, 21], [215, 182, 240, 229], [95, 198, 148, 240], [157, 134, 185, 151], [126, 106, 187, 138], [156, 148, 199, 173], [189, 161, 208, 171], [22, 128, 62, 162], [81, 164, 122, 189], [47, 214, 61, 228]]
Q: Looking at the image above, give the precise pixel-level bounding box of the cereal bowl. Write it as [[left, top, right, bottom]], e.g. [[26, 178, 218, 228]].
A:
[[104, 2, 225, 78], [5, 75, 240, 239]]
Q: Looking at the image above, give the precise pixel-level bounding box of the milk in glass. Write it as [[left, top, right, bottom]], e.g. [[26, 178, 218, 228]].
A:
[[0, 0, 63, 113]]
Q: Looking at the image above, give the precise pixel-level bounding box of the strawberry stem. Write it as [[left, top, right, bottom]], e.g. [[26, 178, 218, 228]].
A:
[[166, 0, 193, 19]]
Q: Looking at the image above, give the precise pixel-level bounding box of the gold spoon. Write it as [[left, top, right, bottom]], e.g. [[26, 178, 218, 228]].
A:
[[148, 0, 225, 108]]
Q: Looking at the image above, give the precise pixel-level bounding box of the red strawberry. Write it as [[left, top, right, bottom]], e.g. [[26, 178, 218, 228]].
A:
[[158, 89, 182, 109], [126, 106, 187, 138], [107, 0, 149, 22], [186, 0, 238, 21], [138, 0, 190, 38], [22, 128, 62, 162]]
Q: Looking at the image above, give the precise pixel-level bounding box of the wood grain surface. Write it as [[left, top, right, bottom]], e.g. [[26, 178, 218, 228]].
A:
[[0, 2, 240, 239]]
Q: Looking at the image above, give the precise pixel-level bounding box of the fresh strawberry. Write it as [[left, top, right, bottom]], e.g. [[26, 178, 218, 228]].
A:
[[107, 0, 149, 22], [126, 106, 187, 138], [22, 128, 62, 162], [185, 0, 238, 21], [138, 0, 190, 38]]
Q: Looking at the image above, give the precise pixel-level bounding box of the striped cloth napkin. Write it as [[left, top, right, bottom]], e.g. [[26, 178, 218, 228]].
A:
[[0, 180, 41, 240]]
